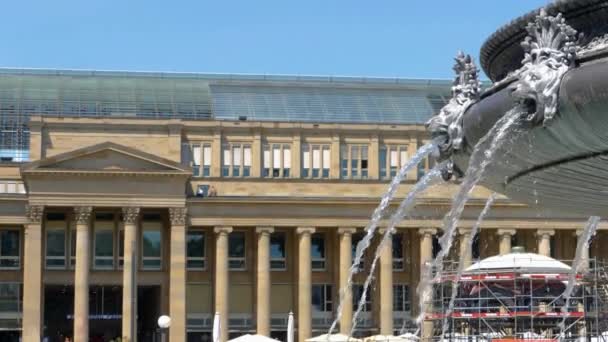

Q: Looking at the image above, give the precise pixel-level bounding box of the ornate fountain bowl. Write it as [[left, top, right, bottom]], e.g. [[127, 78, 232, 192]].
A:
[[446, 0, 608, 216], [481, 0, 608, 82]]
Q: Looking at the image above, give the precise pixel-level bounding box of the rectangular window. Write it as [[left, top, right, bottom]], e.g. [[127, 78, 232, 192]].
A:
[[70, 229, 76, 269], [351, 233, 364, 271], [46, 229, 66, 269], [142, 224, 162, 270], [381, 145, 409, 179], [311, 233, 326, 271], [393, 284, 411, 312], [118, 227, 124, 268], [228, 232, 246, 270], [270, 232, 286, 270], [352, 284, 371, 312], [392, 233, 404, 271], [0, 230, 20, 269], [222, 143, 251, 178], [187, 231, 206, 270], [341, 144, 369, 179], [188, 143, 212, 177], [94, 227, 114, 269], [263, 144, 291, 178], [302, 144, 330, 179], [311, 284, 333, 312]]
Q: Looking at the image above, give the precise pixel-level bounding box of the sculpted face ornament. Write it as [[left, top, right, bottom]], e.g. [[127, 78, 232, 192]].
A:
[[426, 51, 480, 180], [509, 8, 579, 126]]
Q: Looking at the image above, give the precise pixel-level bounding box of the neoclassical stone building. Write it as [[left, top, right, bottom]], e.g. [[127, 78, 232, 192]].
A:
[[0, 69, 601, 342]]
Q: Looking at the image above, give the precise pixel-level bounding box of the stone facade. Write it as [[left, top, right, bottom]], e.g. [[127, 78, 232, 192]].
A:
[[0, 114, 601, 342]]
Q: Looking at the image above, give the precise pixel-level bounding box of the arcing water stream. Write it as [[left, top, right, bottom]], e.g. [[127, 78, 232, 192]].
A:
[[558, 216, 601, 339], [440, 192, 497, 340], [416, 108, 522, 335], [328, 142, 438, 336], [349, 165, 445, 335]]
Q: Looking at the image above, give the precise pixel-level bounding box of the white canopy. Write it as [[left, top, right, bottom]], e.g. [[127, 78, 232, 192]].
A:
[[364, 335, 415, 342], [465, 252, 571, 274], [306, 333, 362, 342], [228, 334, 282, 342]]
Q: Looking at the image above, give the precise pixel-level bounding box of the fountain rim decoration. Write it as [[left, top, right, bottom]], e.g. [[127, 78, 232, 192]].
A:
[[480, 0, 608, 82]]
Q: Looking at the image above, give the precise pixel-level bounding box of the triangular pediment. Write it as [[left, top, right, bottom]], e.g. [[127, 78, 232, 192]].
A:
[[22, 142, 191, 175]]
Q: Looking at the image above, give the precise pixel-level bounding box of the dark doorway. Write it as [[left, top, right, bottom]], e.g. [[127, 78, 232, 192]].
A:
[[137, 285, 161, 342], [44, 285, 122, 342], [44, 285, 74, 342]]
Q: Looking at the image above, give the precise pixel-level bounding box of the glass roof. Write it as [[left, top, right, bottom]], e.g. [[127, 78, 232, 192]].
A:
[[0, 68, 452, 161]]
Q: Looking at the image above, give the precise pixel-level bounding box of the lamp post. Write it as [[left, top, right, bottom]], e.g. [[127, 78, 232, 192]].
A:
[[157, 315, 171, 342]]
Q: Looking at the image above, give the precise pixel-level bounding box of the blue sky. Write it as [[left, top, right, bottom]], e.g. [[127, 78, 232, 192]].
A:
[[1, 0, 551, 79]]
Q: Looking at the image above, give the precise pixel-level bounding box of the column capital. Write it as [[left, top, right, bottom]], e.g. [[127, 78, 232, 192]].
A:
[[418, 228, 437, 236], [378, 227, 396, 235], [255, 226, 274, 235], [25, 205, 44, 224], [458, 227, 473, 236], [296, 227, 315, 235], [337, 227, 357, 236], [121, 207, 140, 224], [74, 206, 93, 225], [497, 229, 517, 236], [214, 226, 233, 235], [536, 229, 555, 237], [169, 207, 188, 226]]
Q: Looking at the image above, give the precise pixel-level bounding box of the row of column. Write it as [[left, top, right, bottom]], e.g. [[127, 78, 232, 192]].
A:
[[213, 226, 396, 342], [22, 205, 188, 342]]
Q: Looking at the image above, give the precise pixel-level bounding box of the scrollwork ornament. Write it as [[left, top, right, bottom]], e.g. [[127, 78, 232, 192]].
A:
[[426, 51, 480, 180]]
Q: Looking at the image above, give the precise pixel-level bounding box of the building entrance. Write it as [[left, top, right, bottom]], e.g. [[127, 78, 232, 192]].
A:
[[44, 285, 122, 342]]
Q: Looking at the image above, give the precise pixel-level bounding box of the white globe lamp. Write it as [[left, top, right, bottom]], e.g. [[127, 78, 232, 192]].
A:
[[158, 315, 171, 329]]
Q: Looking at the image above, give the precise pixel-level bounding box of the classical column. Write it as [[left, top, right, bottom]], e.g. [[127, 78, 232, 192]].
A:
[[297, 227, 315, 342], [23, 205, 44, 342], [74, 206, 93, 342], [337, 227, 356, 334], [575, 229, 590, 271], [537, 229, 555, 257], [122, 207, 140, 342], [418, 228, 437, 342], [458, 228, 473, 268], [497, 229, 516, 255], [256, 226, 274, 336], [215, 226, 233, 342], [378, 228, 394, 335], [169, 208, 188, 342]]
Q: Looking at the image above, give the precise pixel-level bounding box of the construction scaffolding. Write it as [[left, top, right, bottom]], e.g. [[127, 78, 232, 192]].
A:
[[426, 258, 608, 341]]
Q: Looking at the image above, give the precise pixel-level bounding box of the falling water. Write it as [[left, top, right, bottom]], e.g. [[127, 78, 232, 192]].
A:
[[349, 165, 445, 335], [415, 108, 521, 335], [558, 216, 601, 339], [440, 193, 497, 341], [328, 142, 438, 335]]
